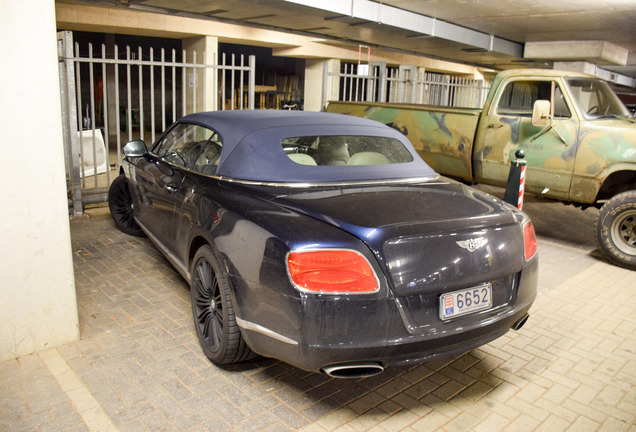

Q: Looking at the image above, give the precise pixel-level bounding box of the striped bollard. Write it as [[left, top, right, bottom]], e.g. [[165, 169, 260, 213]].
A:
[[503, 149, 527, 210]]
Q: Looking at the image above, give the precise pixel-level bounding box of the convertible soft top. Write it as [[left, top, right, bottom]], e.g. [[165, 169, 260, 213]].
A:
[[179, 111, 436, 183]]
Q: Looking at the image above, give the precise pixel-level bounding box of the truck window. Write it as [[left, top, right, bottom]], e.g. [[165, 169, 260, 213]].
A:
[[497, 80, 570, 118], [566, 78, 631, 120]]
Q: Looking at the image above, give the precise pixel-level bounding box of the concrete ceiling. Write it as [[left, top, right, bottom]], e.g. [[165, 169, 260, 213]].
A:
[[71, 0, 636, 80]]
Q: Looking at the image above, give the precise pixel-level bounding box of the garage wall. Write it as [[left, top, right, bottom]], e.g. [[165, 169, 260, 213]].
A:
[[0, 0, 79, 361]]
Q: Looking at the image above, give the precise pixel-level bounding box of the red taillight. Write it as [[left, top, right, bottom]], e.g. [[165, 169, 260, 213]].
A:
[[287, 249, 379, 294], [523, 221, 538, 261]]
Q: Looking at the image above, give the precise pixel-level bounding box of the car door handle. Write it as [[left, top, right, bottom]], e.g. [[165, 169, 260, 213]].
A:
[[487, 123, 503, 129], [165, 183, 178, 193]]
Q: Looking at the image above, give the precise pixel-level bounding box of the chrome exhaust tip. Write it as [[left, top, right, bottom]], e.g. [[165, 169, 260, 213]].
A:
[[323, 363, 384, 379], [512, 313, 530, 331]]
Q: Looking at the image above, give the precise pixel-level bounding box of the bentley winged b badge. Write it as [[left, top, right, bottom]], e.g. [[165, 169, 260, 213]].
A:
[[456, 237, 488, 252]]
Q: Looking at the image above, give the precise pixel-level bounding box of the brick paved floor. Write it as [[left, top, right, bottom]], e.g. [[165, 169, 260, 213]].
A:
[[1, 195, 635, 431]]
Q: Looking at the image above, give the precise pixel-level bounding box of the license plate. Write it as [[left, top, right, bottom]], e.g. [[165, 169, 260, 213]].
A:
[[439, 284, 492, 320]]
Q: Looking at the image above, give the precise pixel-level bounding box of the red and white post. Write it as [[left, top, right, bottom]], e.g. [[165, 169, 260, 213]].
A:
[[504, 149, 528, 210]]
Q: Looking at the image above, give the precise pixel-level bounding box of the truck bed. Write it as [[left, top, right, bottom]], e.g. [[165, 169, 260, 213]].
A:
[[327, 101, 482, 181]]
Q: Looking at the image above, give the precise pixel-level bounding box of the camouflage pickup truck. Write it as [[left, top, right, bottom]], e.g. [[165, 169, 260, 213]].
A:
[[327, 69, 636, 269]]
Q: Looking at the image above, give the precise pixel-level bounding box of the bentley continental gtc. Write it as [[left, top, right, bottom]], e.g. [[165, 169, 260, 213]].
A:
[[108, 111, 538, 378]]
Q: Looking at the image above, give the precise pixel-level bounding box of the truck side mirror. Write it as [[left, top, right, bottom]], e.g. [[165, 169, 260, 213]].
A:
[[532, 100, 551, 127]]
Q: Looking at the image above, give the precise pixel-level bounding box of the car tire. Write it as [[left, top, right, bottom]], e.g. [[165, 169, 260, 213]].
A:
[[595, 190, 636, 270], [108, 174, 145, 237], [190, 245, 255, 365]]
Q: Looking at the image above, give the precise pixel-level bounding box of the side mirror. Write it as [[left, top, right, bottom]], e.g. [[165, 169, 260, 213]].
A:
[[123, 140, 147, 157], [532, 100, 551, 127]]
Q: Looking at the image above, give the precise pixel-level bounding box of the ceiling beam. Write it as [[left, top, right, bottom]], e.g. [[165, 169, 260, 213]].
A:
[[525, 41, 628, 66], [283, 0, 523, 58]]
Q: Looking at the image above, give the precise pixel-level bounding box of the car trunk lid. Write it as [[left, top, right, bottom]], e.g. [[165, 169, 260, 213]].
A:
[[270, 179, 524, 296]]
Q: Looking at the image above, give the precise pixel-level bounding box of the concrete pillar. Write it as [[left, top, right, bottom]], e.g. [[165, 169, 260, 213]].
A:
[[183, 36, 219, 113], [304, 58, 340, 112], [0, 0, 79, 361], [398, 65, 418, 104], [416, 67, 427, 104]]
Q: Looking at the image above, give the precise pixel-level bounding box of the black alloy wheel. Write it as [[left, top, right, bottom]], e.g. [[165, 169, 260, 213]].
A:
[[108, 174, 145, 237], [190, 245, 255, 365]]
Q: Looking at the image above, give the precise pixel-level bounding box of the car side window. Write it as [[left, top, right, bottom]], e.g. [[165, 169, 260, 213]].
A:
[[497, 80, 571, 118], [193, 134, 223, 175], [153, 123, 215, 168]]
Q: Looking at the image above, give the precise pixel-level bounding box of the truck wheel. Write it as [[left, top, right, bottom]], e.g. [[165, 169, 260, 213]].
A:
[[595, 190, 636, 270]]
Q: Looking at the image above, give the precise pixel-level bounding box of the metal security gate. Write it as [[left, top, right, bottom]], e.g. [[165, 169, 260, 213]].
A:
[[415, 72, 491, 108], [58, 31, 255, 216], [323, 61, 491, 110]]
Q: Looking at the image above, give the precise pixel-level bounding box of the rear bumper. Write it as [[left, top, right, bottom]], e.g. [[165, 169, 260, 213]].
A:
[[238, 259, 538, 374], [241, 301, 533, 373]]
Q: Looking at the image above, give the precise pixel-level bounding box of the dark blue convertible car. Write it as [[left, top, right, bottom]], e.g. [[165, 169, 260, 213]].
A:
[[109, 111, 538, 378]]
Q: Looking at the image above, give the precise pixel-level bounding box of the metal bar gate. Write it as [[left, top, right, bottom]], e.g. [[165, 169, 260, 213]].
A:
[[58, 31, 256, 216], [323, 61, 491, 110]]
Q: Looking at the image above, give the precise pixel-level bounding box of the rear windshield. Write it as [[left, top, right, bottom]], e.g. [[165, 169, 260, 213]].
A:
[[282, 135, 414, 166]]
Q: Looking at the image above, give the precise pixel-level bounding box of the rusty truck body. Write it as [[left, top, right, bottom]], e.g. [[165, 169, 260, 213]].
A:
[[327, 69, 636, 269]]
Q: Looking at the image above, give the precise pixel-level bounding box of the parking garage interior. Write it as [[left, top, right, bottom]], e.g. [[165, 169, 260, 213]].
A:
[[1, 1, 636, 431]]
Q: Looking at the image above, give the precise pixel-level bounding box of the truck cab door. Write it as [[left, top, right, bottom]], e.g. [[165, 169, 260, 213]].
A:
[[475, 79, 579, 200]]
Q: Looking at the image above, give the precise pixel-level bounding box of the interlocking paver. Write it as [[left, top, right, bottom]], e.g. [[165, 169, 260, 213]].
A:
[[409, 410, 451, 431], [2, 197, 636, 431]]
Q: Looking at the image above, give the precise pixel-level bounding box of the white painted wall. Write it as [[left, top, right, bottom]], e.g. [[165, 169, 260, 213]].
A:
[[0, 0, 79, 361]]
